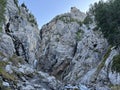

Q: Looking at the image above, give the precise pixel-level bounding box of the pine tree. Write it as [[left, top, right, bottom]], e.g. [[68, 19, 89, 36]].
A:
[[91, 0, 120, 47]]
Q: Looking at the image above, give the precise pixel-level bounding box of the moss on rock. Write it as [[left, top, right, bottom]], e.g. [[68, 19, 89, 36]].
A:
[[0, 68, 16, 81], [0, 0, 6, 32], [110, 85, 120, 90], [76, 29, 84, 41], [9, 54, 25, 66]]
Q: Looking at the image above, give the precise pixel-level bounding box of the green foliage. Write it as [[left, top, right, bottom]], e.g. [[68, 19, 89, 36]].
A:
[[0, 61, 8, 68], [9, 54, 25, 66], [93, 26, 99, 31], [14, 0, 18, 6], [77, 21, 82, 26], [13, 0, 20, 14], [92, 46, 112, 82], [76, 29, 84, 41], [57, 15, 71, 23], [57, 15, 82, 25], [110, 85, 120, 90], [21, 3, 27, 8], [112, 55, 120, 73], [14, 0, 18, 4], [0, 61, 16, 82], [109, 83, 120, 90], [0, 68, 16, 81], [0, 27, 2, 33], [28, 13, 38, 26], [0, 85, 11, 90], [73, 88, 79, 90], [97, 46, 111, 72], [0, 0, 6, 32], [91, 0, 120, 47], [83, 14, 93, 25], [55, 37, 59, 42], [21, 3, 29, 12]]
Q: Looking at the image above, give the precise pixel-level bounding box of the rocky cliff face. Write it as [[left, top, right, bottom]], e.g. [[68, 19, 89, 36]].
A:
[[0, 0, 120, 90], [0, 0, 62, 90], [38, 7, 120, 90]]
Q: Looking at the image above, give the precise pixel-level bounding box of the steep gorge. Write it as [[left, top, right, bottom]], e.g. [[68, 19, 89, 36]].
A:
[[0, 0, 120, 90]]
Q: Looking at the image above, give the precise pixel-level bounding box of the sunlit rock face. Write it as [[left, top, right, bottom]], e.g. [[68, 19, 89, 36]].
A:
[[0, 0, 62, 90], [0, 0, 120, 90], [5, 0, 41, 64], [38, 5, 120, 90]]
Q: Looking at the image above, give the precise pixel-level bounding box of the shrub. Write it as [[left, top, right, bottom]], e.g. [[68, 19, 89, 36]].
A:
[[91, 0, 120, 47], [0, 61, 16, 82], [21, 3, 27, 9], [9, 54, 25, 66], [28, 13, 38, 26], [0, 68, 16, 81], [57, 15, 82, 26], [83, 14, 93, 25], [112, 55, 120, 73], [13, 0, 20, 14], [76, 29, 84, 41]]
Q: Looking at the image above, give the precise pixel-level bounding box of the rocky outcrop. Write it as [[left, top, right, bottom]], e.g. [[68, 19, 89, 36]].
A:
[[0, 34, 15, 58], [38, 6, 120, 90], [0, 0, 120, 90], [5, 0, 40, 64], [0, 0, 62, 90], [39, 7, 105, 78]]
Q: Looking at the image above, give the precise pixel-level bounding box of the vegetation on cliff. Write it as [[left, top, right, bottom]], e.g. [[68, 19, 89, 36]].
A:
[[91, 0, 120, 47], [0, 0, 6, 32], [112, 55, 120, 72]]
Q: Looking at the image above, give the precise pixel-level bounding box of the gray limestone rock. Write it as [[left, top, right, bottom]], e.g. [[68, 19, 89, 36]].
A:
[[0, 34, 15, 59], [1, 0, 120, 90], [5, 0, 40, 64]]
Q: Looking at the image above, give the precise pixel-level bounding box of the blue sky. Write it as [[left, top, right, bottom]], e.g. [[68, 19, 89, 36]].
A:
[[19, 0, 106, 29]]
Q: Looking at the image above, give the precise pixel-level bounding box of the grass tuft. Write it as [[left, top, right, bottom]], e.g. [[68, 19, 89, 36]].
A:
[[0, 0, 6, 32]]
